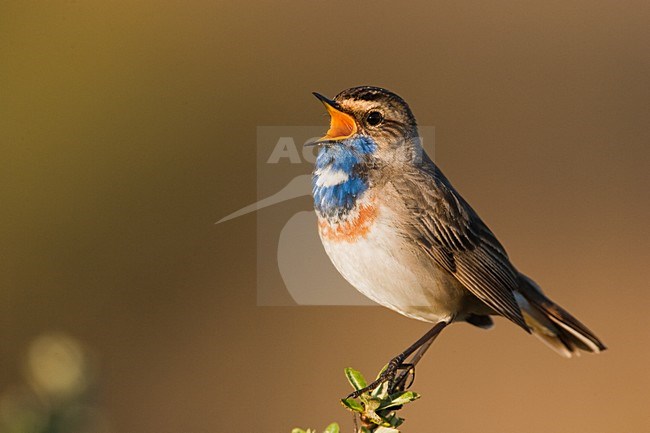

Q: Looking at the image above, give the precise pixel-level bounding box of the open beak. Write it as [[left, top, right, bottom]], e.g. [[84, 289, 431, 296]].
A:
[[306, 92, 357, 146]]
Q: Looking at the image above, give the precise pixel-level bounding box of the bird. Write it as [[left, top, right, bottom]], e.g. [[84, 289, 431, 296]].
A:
[[307, 86, 606, 397]]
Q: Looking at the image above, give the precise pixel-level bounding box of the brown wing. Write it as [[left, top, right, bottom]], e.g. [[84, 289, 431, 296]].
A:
[[392, 158, 529, 331]]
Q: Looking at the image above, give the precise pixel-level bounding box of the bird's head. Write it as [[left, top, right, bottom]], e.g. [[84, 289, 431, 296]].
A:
[[309, 86, 422, 168]]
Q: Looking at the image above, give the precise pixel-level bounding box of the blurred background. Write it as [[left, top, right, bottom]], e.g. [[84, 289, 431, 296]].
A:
[[1, 1, 649, 432]]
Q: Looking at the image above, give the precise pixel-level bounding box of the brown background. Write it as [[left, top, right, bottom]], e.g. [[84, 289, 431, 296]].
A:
[[2, 1, 649, 432]]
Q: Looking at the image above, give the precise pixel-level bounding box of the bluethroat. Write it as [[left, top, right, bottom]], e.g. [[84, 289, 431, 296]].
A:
[[308, 86, 606, 397]]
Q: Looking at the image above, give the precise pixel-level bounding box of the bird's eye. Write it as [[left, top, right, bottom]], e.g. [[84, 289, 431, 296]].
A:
[[365, 111, 384, 126]]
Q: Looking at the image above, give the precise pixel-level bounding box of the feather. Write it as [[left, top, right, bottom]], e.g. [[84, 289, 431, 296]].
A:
[[391, 154, 529, 331]]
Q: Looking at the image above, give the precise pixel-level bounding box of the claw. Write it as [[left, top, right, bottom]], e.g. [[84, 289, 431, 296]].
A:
[[391, 363, 415, 393], [345, 356, 406, 399]]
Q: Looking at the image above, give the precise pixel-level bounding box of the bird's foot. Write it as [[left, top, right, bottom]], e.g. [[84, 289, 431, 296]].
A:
[[391, 362, 416, 393], [346, 356, 414, 399]]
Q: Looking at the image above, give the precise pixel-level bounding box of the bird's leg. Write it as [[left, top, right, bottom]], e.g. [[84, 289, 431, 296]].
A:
[[390, 332, 437, 393], [346, 321, 447, 399]]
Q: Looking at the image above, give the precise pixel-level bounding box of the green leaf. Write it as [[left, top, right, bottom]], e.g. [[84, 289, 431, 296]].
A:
[[375, 427, 400, 433], [381, 412, 404, 428], [388, 414, 404, 428], [362, 397, 381, 411], [344, 368, 367, 391], [324, 423, 340, 433], [371, 380, 389, 399], [341, 398, 364, 413], [379, 391, 420, 409], [291, 429, 307, 433]]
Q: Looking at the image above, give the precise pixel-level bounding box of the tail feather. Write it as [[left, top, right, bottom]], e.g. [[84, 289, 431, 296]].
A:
[[515, 274, 606, 358]]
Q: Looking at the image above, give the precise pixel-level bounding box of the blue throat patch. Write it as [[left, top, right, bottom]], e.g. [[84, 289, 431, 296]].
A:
[[312, 135, 376, 218]]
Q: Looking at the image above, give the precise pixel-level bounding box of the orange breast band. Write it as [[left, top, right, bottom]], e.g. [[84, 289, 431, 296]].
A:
[[318, 204, 378, 242]]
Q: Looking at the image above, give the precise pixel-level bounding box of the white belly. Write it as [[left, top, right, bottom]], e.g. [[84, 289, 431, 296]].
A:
[[319, 204, 461, 323]]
